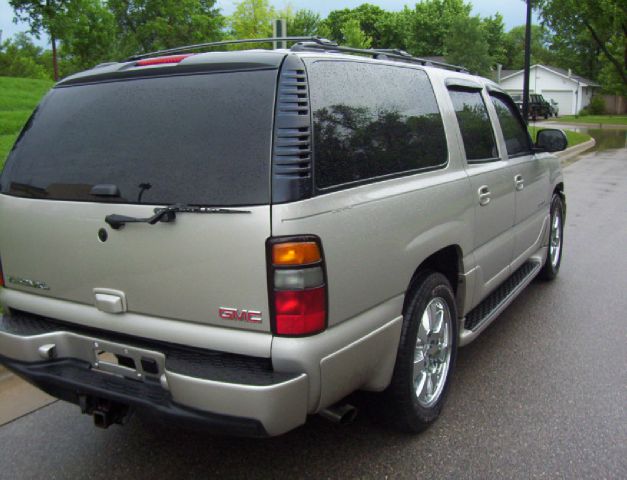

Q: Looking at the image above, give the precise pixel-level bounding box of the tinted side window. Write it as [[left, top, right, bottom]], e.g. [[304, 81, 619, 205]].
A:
[[490, 94, 532, 156], [307, 60, 448, 189], [448, 88, 498, 162]]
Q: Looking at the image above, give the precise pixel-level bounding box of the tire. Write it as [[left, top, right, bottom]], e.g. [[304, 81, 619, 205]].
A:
[[386, 271, 458, 432], [539, 194, 564, 280]]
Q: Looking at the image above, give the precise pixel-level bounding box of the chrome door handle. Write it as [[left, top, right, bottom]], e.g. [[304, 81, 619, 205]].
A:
[[478, 185, 491, 206], [514, 174, 524, 191]]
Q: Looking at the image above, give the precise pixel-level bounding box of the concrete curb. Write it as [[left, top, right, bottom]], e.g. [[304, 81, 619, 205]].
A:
[[556, 138, 596, 163]]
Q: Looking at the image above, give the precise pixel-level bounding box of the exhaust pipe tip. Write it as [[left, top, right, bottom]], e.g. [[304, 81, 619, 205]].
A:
[[319, 404, 357, 425]]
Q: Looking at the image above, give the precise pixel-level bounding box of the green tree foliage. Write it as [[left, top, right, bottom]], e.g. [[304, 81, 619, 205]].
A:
[[228, 0, 275, 39], [285, 9, 322, 37], [109, 0, 224, 56], [374, 8, 413, 51], [503, 25, 555, 69], [536, 0, 626, 92], [444, 16, 492, 75], [321, 3, 388, 47], [482, 14, 507, 66], [407, 0, 472, 56], [341, 18, 372, 49], [60, 0, 117, 72], [0, 33, 52, 79], [9, 0, 71, 80]]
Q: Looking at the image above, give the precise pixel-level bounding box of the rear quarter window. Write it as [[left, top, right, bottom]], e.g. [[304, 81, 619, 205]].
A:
[[1, 70, 277, 206], [448, 88, 498, 162], [306, 60, 448, 190]]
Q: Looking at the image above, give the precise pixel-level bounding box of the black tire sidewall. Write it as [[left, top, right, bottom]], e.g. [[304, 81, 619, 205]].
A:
[[388, 271, 458, 431], [540, 194, 564, 280]]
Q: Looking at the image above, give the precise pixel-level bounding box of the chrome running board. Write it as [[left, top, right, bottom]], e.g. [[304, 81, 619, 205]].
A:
[[459, 260, 542, 346]]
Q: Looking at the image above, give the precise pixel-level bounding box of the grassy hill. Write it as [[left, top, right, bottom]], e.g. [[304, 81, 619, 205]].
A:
[[0, 76, 54, 169]]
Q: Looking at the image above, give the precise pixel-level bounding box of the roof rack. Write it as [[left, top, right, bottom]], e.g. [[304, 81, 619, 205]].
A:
[[125, 36, 468, 73], [126, 37, 336, 61], [291, 42, 468, 73]]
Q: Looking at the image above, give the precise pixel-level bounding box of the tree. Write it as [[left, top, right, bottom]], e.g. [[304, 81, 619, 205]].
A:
[[341, 18, 372, 49], [407, 0, 472, 56], [9, 0, 70, 80], [503, 24, 555, 69], [444, 15, 492, 75], [0, 32, 51, 79], [535, 0, 626, 88], [482, 14, 507, 66], [375, 9, 413, 51], [322, 4, 388, 47], [61, 0, 117, 72], [228, 0, 275, 40], [109, 0, 224, 57], [286, 9, 321, 37]]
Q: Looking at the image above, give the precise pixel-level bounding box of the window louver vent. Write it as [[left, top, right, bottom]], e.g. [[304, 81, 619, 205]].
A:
[[272, 55, 313, 203]]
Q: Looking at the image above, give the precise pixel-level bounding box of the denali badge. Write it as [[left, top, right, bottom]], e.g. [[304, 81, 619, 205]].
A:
[[219, 307, 262, 324], [8, 276, 50, 290]]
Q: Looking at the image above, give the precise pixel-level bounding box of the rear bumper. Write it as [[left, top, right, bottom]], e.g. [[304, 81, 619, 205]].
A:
[[0, 313, 308, 437]]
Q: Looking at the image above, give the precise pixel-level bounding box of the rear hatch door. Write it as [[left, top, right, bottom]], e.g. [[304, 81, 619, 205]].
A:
[[0, 67, 278, 333]]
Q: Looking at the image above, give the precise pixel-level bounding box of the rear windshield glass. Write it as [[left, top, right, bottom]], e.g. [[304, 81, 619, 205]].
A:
[[1, 70, 276, 206]]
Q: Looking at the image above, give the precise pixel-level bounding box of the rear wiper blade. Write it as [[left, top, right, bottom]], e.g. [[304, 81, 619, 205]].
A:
[[105, 203, 251, 230]]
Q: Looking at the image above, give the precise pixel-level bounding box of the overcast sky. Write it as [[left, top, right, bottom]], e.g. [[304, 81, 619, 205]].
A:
[[0, 0, 539, 47]]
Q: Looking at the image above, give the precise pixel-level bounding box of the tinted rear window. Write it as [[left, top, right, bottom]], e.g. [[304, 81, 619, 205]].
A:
[[1, 71, 276, 206], [307, 60, 448, 189]]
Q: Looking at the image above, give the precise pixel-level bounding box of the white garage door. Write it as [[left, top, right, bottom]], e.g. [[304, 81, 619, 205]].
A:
[[542, 90, 574, 116]]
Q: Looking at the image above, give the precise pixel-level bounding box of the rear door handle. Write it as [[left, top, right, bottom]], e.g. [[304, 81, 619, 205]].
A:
[[478, 185, 491, 206], [514, 174, 524, 191]]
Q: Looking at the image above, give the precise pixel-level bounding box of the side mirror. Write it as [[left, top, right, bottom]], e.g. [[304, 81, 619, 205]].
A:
[[535, 128, 568, 152]]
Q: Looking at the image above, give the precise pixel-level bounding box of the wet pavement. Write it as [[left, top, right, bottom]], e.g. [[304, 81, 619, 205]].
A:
[[0, 145, 626, 479]]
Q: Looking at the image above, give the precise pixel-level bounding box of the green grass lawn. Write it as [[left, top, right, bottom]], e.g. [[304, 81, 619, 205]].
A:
[[557, 115, 627, 126], [529, 125, 591, 148], [0, 76, 53, 169]]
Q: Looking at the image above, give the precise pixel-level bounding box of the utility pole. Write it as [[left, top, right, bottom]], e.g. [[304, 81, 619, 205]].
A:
[[272, 19, 287, 49], [522, 0, 532, 123]]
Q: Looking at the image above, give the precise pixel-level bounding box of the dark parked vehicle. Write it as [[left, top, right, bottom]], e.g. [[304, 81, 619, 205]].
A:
[[511, 94, 553, 120]]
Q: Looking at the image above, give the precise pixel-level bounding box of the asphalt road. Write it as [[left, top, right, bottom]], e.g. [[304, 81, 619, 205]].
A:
[[1, 146, 626, 479]]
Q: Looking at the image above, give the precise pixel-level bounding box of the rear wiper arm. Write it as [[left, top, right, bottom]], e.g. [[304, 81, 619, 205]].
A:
[[105, 204, 251, 230]]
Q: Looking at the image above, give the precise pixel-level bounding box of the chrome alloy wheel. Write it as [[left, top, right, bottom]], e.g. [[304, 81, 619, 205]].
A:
[[549, 208, 562, 268], [413, 297, 452, 407]]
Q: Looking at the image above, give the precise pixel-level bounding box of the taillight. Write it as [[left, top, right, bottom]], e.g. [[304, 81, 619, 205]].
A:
[[135, 54, 193, 66], [267, 236, 327, 336]]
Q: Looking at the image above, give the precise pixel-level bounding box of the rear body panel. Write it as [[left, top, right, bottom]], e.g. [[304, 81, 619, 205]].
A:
[[0, 65, 279, 336], [0, 197, 272, 333]]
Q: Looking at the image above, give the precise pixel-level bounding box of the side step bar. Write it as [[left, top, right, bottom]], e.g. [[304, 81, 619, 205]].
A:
[[459, 260, 542, 346]]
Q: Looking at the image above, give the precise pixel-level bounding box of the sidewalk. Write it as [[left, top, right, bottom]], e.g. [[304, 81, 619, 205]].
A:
[[0, 370, 56, 426]]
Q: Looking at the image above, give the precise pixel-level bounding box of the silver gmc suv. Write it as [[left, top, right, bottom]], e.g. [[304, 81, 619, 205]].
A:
[[0, 38, 567, 437]]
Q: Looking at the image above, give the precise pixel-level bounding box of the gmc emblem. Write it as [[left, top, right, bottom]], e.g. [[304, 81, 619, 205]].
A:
[[219, 307, 262, 324]]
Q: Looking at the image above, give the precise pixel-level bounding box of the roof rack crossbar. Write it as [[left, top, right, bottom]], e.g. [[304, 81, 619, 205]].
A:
[[126, 37, 337, 61], [291, 42, 468, 73]]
